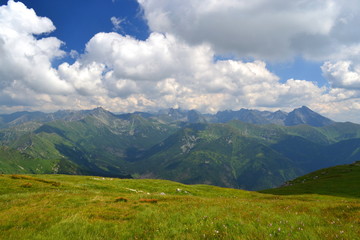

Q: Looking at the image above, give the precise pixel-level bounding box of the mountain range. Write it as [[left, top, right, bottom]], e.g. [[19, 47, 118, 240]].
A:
[[0, 105, 334, 129], [0, 106, 359, 190]]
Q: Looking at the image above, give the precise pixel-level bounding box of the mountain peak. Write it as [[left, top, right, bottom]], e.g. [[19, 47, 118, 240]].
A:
[[92, 106, 106, 112], [298, 106, 315, 112], [300, 105, 310, 110], [284, 106, 334, 127], [90, 107, 112, 115]]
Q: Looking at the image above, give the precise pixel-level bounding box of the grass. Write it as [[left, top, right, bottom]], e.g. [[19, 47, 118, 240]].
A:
[[0, 174, 359, 239], [260, 161, 360, 198]]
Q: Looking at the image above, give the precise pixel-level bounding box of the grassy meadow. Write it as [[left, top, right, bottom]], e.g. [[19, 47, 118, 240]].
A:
[[0, 174, 359, 240]]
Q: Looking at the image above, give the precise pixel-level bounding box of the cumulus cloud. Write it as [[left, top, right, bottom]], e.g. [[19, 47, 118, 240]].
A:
[[137, 0, 360, 61], [322, 61, 360, 90], [66, 31, 328, 113], [0, 0, 73, 99], [58, 61, 105, 96], [2, 0, 360, 123]]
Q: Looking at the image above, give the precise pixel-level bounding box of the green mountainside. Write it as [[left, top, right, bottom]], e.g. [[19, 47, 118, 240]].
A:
[[1, 107, 360, 190], [0, 174, 359, 239], [131, 122, 360, 190], [0, 108, 177, 178], [260, 161, 360, 198], [0, 147, 56, 174], [131, 124, 302, 190]]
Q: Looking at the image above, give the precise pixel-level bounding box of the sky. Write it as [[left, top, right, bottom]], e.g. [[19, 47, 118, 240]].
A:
[[1, 0, 360, 122]]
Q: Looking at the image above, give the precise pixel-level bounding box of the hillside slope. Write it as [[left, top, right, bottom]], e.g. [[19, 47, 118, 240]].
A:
[[0, 109, 177, 178], [0, 147, 55, 174], [260, 161, 360, 198]]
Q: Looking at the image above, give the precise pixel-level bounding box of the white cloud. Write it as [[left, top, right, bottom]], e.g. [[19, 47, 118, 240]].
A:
[[2, 0, 360, 123], [69, 50, 79, 59], [0, 0, 73, 98], [110, 16, 125, 32], [137, 0, 338, 60], [137, 0, 360, 62], [69, 32, 328, 113], [81, 32, 212, 82], [58, 61, 106, 96], [0, 0, 55, 35], [322, 61, 360, 90]]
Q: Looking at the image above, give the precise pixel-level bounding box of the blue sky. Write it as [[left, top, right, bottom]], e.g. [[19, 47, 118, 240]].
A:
[[18, 0, 150, 53], [1, 0, 360, 122]]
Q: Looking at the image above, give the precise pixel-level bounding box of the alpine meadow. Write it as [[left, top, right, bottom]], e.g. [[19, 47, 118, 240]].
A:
[[1, 0, 360, 239]]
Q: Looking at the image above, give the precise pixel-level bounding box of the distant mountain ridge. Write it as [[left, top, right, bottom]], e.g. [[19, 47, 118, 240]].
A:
[[0, 106, 335, 129], [211, 106, 334, 126], [0, 108, 104, 128]]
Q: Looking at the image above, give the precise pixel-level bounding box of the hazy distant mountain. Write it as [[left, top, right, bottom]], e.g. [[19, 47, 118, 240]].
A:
[[0, 106, 335, 128], [0, 108, 106, 129], [268, 110, 288, 125], [214, 109, 271, 124], [212, 106, 334, 127], [150, 108, 208, 125], [284, 106, 334, 127], [0, 111, 50, 128]]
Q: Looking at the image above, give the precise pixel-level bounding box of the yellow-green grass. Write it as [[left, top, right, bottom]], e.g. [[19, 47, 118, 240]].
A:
[[0, 174, 359, 239], [260, 161, 360, 199]]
